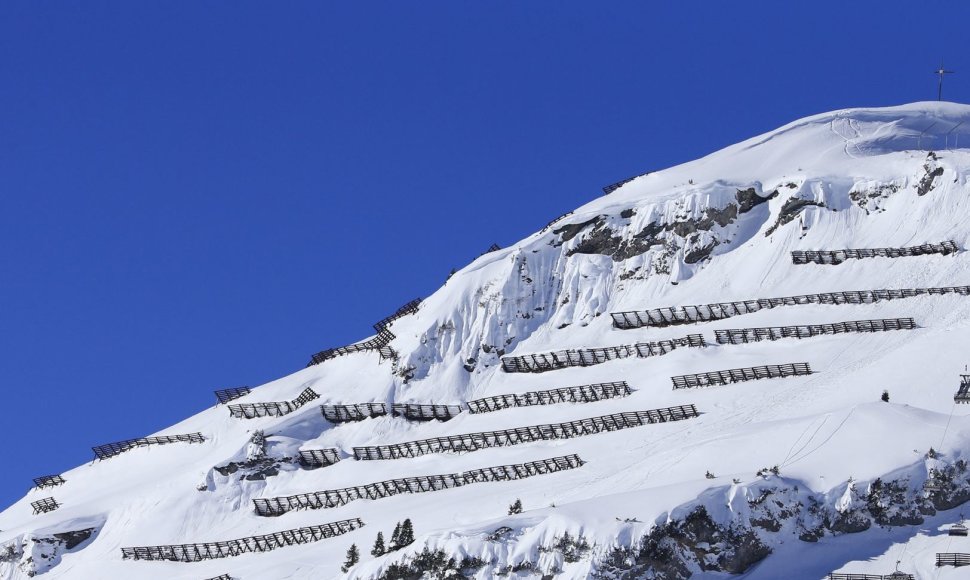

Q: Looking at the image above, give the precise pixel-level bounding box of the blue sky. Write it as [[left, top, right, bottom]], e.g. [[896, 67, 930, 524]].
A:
[[0, 1, 967, 508]]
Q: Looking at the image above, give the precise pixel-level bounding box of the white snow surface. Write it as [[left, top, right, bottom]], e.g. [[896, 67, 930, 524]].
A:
[[5, 102, 970, 579]]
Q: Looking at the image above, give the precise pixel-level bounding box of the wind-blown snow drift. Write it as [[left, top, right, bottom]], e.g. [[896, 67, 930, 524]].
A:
[[5, 102, 970, 579]]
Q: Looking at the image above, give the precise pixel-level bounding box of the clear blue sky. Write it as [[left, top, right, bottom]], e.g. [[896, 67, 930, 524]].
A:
[[1, 1, 966, 508]]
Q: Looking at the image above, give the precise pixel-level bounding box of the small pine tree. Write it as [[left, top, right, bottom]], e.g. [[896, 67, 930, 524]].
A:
[[398, 518, 415, 547], [341, 543, 359, 573], [389, 521, 402, 551], [508, 499, 523, 515], [705, 470, 715, 479], [371, 531, 385, 557], [881, 390, 890, 403]]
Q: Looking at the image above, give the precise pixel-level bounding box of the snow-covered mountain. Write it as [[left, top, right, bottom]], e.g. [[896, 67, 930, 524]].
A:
[[6, 102, 970, 579]]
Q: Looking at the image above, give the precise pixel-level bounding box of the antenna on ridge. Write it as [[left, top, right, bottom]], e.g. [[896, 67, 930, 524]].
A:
[[935, 59, 955, 101]]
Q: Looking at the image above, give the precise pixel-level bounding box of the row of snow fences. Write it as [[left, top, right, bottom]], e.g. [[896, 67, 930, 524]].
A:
[[92, 432, 206, 460], [32, 474, 66, 489], [320, 403, 465, 423], [541, 211, 574, 232], [500, 334, 706, 373], [602, 171, 653, 195], [826, 574, 915, 580], [227, 387, 320, 419], [792, 240, 959, 265], [204, 575, 232, 580], [466, 381, 632, 414], [307, 328, 397, 367], [351, 405, 699, 461], [307, 297, 423, 367], [936, 553, 970, 567], [955, 375, 970, 404], [480, 243, 502, 256], [611, 286, 970, 329], [253, 454, 584, 516], [31, 497, 59, 514], [120, 518, 364, 562], [372, 298, 422, 332], [297, 448, 341, 469], [671, 363, 812, 390], [214, 386, 251, 405], [713, 318, 917, 345]]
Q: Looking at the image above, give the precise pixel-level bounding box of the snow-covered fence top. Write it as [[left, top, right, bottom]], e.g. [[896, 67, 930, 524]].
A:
[[92, 432, 205, 460], [119, 518, 363, 562], [954, 375, 970, 404], [672, 363, 812, 390], [466, 381, 632, 414], [31, 497, 59, 514], [826, 573, 915, 580], [480, 243, 502, 256], [540, 211, 574, 232], [936, 552, 970, 567], [792, 240, 958, 265], [602, 170, 652, 195], [213, 386, 250, 405], [298, 448, 341, 469], [501, 334, 706, 373], [714, 318, 916, 345], [319, 402, 464, 423], [352, 405, 699, 461], [32, 474, 66, 489], [252, 454, 584, 516], [227, 387, 319, 419], [611, 286, 970, 329]]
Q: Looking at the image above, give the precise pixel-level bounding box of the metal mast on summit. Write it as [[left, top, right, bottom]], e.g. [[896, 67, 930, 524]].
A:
[[935, 59, 954, 101]]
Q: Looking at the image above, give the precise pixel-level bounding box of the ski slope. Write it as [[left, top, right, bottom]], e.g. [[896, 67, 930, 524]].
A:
[[5, 102, 970, 579]]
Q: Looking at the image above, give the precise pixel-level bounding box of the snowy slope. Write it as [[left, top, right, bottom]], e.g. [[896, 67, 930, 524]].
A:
[[5, 102, 970, 579]]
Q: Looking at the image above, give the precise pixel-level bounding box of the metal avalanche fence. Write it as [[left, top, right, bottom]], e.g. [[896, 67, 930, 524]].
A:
[[352, 405, 699, 461], [611, 286, 970, 329], [253, 454, 584, 516], [466, 381, 632, 413], [714, 318, 916, 344], [120, 519, 364, 562], [92, 433, 205, 460], [500, 334, 706, 373], [672, 363, 812, 389], [791, 240, 958, 265], [227, 387, 320, 419]]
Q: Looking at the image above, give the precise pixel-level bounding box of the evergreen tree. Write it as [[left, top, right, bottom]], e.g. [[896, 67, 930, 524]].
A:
[[371, 531, 386, 557], [508, 498, 523, 515], [341, 543, 360, 573], [881, 390, 890, 402], [389, 521, 402, 551], [398, 518, 415, 547]]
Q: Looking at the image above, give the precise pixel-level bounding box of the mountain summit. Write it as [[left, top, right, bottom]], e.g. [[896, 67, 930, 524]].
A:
[[5, 102, 970, 579]]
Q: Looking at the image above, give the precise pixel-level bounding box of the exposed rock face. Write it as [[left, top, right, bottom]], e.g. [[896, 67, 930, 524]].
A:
[[0, 528, 96, 578], [764, 196, 826, 236], [917, 152, 944, 196]]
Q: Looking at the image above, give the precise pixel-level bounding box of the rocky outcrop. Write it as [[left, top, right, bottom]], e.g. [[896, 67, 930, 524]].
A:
[[0, 527, 96, 578]]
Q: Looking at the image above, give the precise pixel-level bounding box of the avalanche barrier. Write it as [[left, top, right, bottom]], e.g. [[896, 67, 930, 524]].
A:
[[672, 363, 812, 389], [714, 317, 916, 344], [298, 448, 341, 469], [253, 454, 584, 516], [826, 573, 914, 580], [203, 575, 232, 580], [611, 286, 970, 329], [541, 211, 574, 232], [320, 403, 463, 422], [306, 298, 421, 367], [120, 518, 363, 562], [227, 387, 319, 419], [791, 240, 958, 265], [32, 474, 66, 489], [500, 334, 706, 373], [936, 552, 970, 566], [213, 387, 251, 404], [466, 381, 632, 414], [30, 497, 59, 514], [93, 433, 205, 460], [352, 405, 699, 460]]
